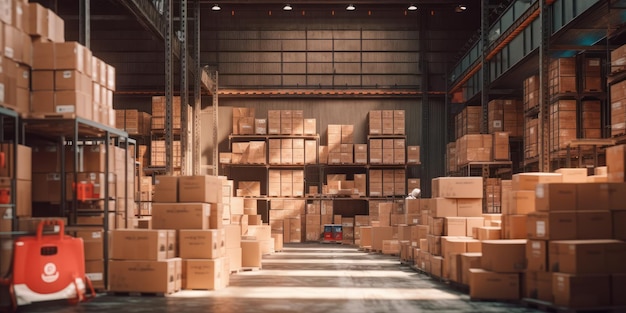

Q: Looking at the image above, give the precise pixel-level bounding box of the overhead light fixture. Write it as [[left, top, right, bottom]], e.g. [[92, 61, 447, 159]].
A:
[[346, 4, 355, 11], [408, 4, 417, 11], [455, 4, 467, 12], [212, 4, 221, 11], [283, 4, 292, 11]]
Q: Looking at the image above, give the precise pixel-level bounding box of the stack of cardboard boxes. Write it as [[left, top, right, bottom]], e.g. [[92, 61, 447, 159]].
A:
[[29, 3, 116, 125], [115, 110, 151, 136], [486, 99, 524, 137], [550, 100, 577, 156], [108, 229, 182, 294], [269, 199, 304, 244], [369, 110, 405, 135], [455, 106, 481, 139]]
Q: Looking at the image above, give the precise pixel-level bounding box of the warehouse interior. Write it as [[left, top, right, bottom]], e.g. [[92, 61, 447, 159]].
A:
[[2, 0, 626, 312]]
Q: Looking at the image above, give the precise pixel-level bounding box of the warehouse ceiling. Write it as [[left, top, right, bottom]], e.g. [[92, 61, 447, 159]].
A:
[[31, 0, 512, 96]]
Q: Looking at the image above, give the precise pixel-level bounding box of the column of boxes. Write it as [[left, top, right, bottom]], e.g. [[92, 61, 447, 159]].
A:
[[108, 229, 182, 294], [31, 28, 117, 125], [268, 170, 304, 197], [269, 199, 304, 243], [455, 106, 481, 139], [115, 109, 151, 136], [487, 99, 523, 137], [522, 173, 626, 308]]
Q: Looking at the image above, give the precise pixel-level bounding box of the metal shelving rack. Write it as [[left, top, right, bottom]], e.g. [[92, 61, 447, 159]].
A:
[[21, 116, 135, 288], [0, 107, 21, 237]]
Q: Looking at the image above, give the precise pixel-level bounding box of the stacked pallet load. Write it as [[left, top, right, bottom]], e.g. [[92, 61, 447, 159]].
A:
[[150, 97, 182, 174], [455, 106, 481, 139], [115, 110, 151, 136], [353, 215, 370, 246], [369, 110, 405, 135], [523, 75, 540, 160], [486, 99, 523, 137], [327, 124, 354, 164], [610, 80, 626, 137], [409, 177, 484, 282], [524, 171, 626, 310], [484, 178, 502, 213], [269, 199, 305, 244], [455, 134, 492, 165], [550, 99, 576, 157], [446, 142, 457, 174], [303, 200, 333, 242]]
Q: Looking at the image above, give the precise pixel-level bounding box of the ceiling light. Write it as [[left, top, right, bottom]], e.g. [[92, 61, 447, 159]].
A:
[[455, 4, 467, 12], [408, 4, 417, 11], [346, 4, 355, 11], [283, 4, 292, 11], [212, 4, 221, 11]]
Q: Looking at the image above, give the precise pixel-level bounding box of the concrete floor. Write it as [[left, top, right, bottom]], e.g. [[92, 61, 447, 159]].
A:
[[20, 243, 540, 313]]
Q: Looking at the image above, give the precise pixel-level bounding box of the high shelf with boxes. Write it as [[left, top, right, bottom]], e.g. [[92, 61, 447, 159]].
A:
[[147, 96, 184, 176], [523, 55, 606, 171]]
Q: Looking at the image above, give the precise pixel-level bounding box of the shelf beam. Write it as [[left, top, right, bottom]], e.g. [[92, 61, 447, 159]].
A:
[[180, 0, 190, 175], [193, 0, 202, 175], [165, 0, 174, 175], [539, 0, 550, 172]]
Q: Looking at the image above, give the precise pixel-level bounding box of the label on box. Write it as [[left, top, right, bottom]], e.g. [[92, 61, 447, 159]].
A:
[[493, 120, 502, 128], [86, 273, 103, 281], [0, 84, 4, 103], [63, 71, 72, 78], [4, 48, 12, 59], [56, 105, 76, 113], [47, 173, 61, 181], [536, 221, 545, 237], [536, 185, 544, 198], [89, 173, 96, 180], [91, 232, 101, 239], [22, 71, 28, 79], [532, 241, 540, 249], [589, 59, 600, 66], [2, 208, 11, 219]]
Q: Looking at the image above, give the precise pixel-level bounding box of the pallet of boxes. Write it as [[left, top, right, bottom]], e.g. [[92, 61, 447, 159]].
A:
[[107, 175, 255, 293]]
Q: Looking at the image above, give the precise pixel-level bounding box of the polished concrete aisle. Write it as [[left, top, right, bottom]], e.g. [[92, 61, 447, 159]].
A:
[[21, 243, 540, 313]]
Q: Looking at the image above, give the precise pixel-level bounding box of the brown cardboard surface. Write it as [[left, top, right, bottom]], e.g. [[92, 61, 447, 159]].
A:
[[179, 229, 225, 259], [183, 258, 226, 290], [151, 203, 210, 230], [526, 211, 576, 240], [109, 259, 178, 293], [535, 183, 577, 211], [469, 269, 520, 300], [525, 271, 553, 302], [178, 175, 224, 203], [526, 240, 548, 272], [481, 239, 527, 273], [153, 176, 178, 202], [460, 252, 482, 286], [432, 177, 483, 198], [241, 240, 262, 268], [552, 273, 610, 308], [576, 211, 612, 239], [512, 173, 562, 191], [456, 199, 482, 217], [110, 229, 168, 260]]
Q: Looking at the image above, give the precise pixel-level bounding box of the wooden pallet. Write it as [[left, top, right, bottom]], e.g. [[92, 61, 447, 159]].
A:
[[109, 291, 175, 297], [28, 112, 78, 120], [521, 298, 626, 313]]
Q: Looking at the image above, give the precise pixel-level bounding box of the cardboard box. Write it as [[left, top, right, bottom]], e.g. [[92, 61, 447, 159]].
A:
[[444, 217, 466, 236], [241, 240, 262, 268], [183, 258, 226, 290], [481, 240, 527, 273], [110, 229, 168, 260], [527, 212, 576, 240], [469, 269, 520, 300], [549, 240, 626, 274], [512, 173, 562, 191], [477, 227, 502, 241], [371, 226, 395, 251], [502, 214, 527, 239], [0, 144, 31, 180], [555, 168, 588, 183], [178, 175, 223, 203], [608, 183, 626, 210], [535, 183, 577, 211], [430, 198, 457, 217], [526, 240, 548, 272], [432, 177, 483, 199], [74, 230, 103, 261], [612, 273, 626, 306], [507, 191, 535, 215], [525, 271, 553, 302], [577, 183, 610, 211], [153, 176, 178, 203], [457, 199, 483, 217], [576, 211, 612, 239], [615, 211, 626, 240], [460, 252, 482, 286], [552, 273, 611, 308], [109, 259, 178, 293], [151, 203, 210, 230], [179, 229, 225, 259]]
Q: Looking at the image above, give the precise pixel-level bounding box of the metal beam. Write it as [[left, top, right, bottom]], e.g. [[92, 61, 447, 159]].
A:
[[79, 0, 90, 48], [539, 0, 550, 172], [212, 71, 219, 176], [202, 66, 216, 93], [180, 0, 190, 175], [480, 0, 489, 134], [420, 9, 430, 197], [119, 0, 199, 75], [165, 0, 174, 175], [193, 0, 201, 175]]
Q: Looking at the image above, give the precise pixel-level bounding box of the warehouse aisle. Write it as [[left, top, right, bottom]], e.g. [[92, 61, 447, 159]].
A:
[[20, 243, 539, 313]]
